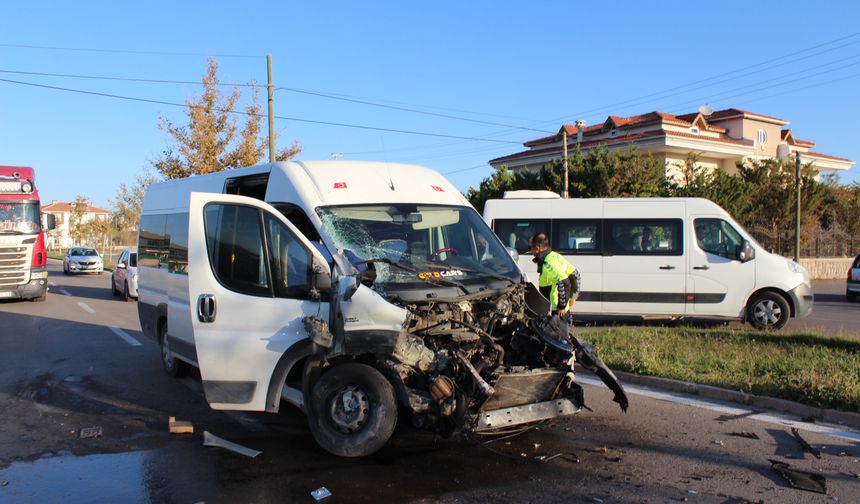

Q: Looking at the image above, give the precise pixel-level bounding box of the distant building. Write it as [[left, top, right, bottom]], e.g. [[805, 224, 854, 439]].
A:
[[42, 201, 110, 249], [489, 108, 854, 180]]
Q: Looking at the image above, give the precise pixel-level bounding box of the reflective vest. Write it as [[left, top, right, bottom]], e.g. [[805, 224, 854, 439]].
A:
[[538, 251, 577, 309]]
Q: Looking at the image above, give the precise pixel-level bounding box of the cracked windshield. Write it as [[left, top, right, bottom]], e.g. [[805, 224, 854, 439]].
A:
[[318, 204, 518, 290], [0, 202, 40, 234]]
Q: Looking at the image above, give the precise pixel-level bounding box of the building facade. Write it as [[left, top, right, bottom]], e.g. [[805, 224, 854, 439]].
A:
[[489, 108, 854, 180], [41, 201, 110, 250]]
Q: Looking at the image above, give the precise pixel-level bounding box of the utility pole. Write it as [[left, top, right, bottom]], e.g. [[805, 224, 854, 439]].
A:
[[562, 129, 569, 198], [267, 54, 276, 164], [794, 153, 801, 263]]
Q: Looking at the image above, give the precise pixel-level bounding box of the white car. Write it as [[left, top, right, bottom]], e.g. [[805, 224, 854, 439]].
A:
[[111, 248, 138, 301], [63, 247, 104, 275], [848, 254, 860, 302]]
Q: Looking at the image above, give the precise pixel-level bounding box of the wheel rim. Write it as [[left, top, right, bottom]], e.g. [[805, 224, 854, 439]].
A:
[[162, 336, 174, 369], [328, 385, 370, 434], [753, 299, 782, 327]]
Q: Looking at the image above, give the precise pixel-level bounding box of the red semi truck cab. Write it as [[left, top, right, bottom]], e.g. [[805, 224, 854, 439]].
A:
[[0, 166, 53, 301]]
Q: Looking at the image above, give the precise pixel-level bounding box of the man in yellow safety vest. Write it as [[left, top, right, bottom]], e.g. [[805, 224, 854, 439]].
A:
[[530, 232, 581, 318]]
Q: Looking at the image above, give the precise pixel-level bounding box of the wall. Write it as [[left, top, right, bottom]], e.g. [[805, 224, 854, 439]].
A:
[[800, 257, 855, 280]]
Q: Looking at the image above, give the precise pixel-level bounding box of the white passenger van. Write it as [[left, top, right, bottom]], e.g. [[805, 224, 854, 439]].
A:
[[137, 162, 628, 457], [483, 191, 813, 330]]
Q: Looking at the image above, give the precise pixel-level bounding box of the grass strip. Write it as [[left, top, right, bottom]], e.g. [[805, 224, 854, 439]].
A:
[[583, 327, 860, 412]]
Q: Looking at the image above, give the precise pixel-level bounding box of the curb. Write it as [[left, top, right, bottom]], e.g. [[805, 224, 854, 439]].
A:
[[612, 370, 860, 430]]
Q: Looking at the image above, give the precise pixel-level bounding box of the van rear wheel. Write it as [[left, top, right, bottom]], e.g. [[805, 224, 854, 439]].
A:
[[747, 292, 789, 330], [307, 363, 397, 457], [160, 323, 188, 378]]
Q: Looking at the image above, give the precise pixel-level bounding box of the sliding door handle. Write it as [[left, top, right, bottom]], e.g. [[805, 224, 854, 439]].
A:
[[659, 265, 675, 270], [693, 265, 710, 270], [197, 294, 217, 323]]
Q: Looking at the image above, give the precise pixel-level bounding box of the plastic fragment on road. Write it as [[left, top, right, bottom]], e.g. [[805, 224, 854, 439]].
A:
[[79, 426, 103, 439], [791, 427, 822, 459], [202, 431, 261, 458], [0, 480, 8, 487], [169, 416, 194, 434], [311, 487, 332, 501], [769, 459, 827, 494]]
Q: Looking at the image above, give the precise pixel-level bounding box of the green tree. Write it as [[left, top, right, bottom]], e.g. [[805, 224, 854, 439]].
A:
[[152, 58, 301, 179], [111, 168, 160, 245], [69, 195, 90, 245]]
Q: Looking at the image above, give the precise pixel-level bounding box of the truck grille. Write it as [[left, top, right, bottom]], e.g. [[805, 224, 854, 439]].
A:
[[0, 246, 29, 287]]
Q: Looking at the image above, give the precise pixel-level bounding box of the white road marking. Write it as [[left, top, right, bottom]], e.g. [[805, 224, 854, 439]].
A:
[[59, 289, 71, 296], [108, 326, 142, 347], [77, 302, 95, 314], [577, 375, 860, 442]]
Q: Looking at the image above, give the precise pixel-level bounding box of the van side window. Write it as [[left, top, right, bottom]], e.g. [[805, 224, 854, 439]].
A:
[[166, 213, 189, 275], [204, 203, 271, 297], [139, 215, 168, 268], [492, 219, 550, 255], [273, 203, 321, 242], [694, 218, 744, 260], [605, 219, 682, 256], [264, 213, 312, 298], [553, 219, 601, 254]]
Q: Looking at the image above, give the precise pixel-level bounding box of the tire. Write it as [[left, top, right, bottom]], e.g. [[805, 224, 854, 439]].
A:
[[848, 291, 857, 302], [307, 363, 397, 458], [159, 322, 188, 378], [63, 264, 69, 275], [111, 277, 119, 296], [123, 281, 130, 302], [747, 292, 790, 330]]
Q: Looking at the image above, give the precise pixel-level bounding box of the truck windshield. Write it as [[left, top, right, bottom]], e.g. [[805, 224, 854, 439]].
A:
[[0, 202, 40, 234], [318, 204, 519, 292]]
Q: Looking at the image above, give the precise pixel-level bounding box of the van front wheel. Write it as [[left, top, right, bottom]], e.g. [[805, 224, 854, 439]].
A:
[[747, 292, 790, 330], [307, 363, 397, 457]]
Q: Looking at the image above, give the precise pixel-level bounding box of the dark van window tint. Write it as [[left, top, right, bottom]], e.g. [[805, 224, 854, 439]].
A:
[[554, 219, 601, 254], [204, 204, 270, 297], [138, 215, 168, 268], [273, 203, 321, 242], [605, 220, 682, 256], [166, 213, 189, 274], [129, 253, 137, 268], [264, 214, 311, 298], [492, 219, 550, 255]]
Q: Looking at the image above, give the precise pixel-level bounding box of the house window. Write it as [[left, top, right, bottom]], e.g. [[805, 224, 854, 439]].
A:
[[610, 128, 619, 137], [690, 126, 700, 135], [757, 129, 768, 145]]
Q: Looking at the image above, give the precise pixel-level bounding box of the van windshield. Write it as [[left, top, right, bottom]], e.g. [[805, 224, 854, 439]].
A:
[[317, 204, 519, 293]]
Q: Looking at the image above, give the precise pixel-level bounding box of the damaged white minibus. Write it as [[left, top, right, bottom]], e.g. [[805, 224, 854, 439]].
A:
[[138, 161, 627, 457]]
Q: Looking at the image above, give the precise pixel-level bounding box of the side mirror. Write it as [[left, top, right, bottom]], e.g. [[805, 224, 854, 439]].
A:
[[42, 213, 57, 231], [738, 240, 755, 263], [311, 257, 331, 293], [506, 246, 520, 263], [117, 262, 126, 269]]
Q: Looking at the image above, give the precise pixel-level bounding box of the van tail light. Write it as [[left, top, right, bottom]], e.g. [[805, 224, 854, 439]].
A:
[[32, 232, 46, 267]]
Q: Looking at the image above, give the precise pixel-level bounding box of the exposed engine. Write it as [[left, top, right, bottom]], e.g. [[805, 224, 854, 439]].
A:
[[372, 284, 628, 435]]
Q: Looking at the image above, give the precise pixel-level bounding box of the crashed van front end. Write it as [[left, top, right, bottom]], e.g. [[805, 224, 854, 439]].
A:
[[304, 203, 628, 457]]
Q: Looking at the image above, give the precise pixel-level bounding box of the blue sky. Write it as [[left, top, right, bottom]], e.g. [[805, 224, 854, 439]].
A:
[[2, 1, 859, 209]]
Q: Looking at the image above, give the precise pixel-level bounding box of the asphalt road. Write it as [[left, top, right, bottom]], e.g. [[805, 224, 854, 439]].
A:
[[0, 261, 858, 503]]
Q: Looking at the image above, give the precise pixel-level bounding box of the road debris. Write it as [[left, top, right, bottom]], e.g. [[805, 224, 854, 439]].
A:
[[202, 431, 261, 458], [168, 416, 194, 434], [587, 446, 608, 453], [769, 459, 827, 494], [0, 480, 8, 487], [79, 426, 103, 439], [712, 439, 724, 446], [727, 431, 760, 440], [311, 487, 332, 501], [687, 489, 698, 494], [791, 427, 821, 459]]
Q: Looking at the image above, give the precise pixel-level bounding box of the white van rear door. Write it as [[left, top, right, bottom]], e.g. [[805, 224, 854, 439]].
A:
[[187, 192, 330, 411]]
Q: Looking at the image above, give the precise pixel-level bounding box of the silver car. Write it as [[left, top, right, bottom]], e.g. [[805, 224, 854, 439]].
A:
[[848, 254, 860, 302], [111, 248, 138, 301], [63, 247, 104, 275]]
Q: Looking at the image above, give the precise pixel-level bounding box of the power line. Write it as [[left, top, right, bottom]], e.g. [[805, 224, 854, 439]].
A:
[[0, 42, 261, 59], [276, 86, 553, 133], [0, 77, 522, 144], [0, 68, 256, 87]]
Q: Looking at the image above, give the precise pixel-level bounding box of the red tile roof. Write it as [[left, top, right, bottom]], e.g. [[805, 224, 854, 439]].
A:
[[42, 202, 110, 214], [707, 108, 789, 124], [802, 151, 853, 162]]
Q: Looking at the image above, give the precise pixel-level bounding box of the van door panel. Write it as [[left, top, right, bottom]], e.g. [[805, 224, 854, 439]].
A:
[[187, 192, 331, 411], [688, 216, 755, 317], [601, 201, 686, 316]]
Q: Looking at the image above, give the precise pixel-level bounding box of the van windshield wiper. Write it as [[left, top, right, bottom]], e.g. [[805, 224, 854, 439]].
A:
[[355, 258, 470, 295]]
